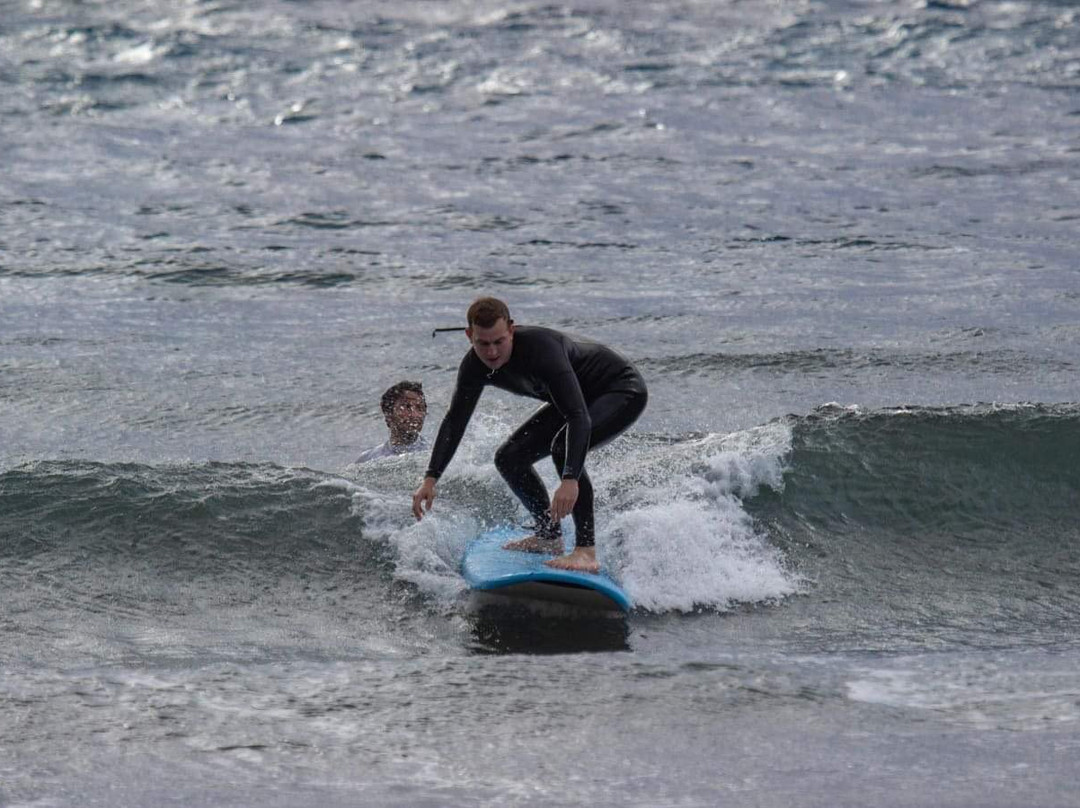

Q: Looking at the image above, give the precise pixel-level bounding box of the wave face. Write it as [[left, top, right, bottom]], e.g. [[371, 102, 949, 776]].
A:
[[746, 404, 1080, 649], [0, 461, 445, 665], [771, 403, 1080, 534], [6, 404, 1077, 657]]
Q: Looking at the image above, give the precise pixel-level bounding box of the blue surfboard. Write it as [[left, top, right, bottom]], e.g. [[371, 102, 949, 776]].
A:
[[461, 526, 632, 612]]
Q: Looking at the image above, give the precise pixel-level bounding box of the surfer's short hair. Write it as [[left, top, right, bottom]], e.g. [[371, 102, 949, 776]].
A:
[[467, 297, 512, 329], [381, 380, 425, 416]]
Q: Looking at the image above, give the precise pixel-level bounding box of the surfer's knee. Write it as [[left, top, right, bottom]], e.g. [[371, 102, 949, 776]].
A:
[[494, 440, 524, 476]]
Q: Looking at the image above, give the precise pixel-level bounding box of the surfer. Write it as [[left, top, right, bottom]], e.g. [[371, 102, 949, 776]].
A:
[[411, 297, 647, 573], [355, 380, 429, 464]]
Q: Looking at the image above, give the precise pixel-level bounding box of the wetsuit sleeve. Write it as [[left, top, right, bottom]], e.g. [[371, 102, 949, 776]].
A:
[[424, 359, 484, 480], [546, 368, 592, 480]]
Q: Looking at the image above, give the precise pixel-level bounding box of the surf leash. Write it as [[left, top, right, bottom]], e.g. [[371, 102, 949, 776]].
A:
[[432, 326, 467, 338]]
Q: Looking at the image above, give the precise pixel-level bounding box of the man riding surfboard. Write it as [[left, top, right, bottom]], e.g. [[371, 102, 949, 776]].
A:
[[412, 297, 647, 573]]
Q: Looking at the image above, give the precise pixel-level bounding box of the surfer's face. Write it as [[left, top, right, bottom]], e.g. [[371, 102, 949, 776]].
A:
[[468, 318, 514, 371]]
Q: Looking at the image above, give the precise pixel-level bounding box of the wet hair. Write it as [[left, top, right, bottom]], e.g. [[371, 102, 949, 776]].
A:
[[380, 380, 425, 416], [466, 297, 512, 329]]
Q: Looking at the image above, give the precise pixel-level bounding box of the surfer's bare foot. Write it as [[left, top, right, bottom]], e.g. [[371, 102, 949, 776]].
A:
[[503, 534, 563, 554], [545, 547, 599, 573]]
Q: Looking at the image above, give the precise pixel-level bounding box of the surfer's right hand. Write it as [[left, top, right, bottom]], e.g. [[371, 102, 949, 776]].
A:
[[412, 477, 437, 520]]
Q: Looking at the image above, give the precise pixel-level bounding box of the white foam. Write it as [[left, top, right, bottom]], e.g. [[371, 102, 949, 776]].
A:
[[597, 422, 799, 612], [113, 41, 160, 65], [348, 481, 476, 609]]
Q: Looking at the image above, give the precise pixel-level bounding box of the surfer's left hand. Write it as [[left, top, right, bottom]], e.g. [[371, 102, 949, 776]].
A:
[[549, 479, 579, 522]]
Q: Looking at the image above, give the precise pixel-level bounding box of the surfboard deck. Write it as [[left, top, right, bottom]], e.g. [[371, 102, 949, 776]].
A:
[[461, 526, 632, 613]]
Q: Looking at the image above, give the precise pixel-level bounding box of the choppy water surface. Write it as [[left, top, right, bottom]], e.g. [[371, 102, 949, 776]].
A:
[[2, 1, 1080, 805]]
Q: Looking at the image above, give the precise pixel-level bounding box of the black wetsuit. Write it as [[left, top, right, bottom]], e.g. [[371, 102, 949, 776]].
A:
[[425, 326, 647, 547]]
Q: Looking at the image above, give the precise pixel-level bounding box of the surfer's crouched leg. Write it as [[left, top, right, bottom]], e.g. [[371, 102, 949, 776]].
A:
[[495, 432, 565, 554]]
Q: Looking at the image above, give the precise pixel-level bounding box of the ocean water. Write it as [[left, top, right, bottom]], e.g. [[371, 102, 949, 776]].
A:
[[2, 0, 1080, 805]]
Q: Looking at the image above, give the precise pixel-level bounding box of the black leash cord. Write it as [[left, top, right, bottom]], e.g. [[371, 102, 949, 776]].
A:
[[432, 326, 467, 338]]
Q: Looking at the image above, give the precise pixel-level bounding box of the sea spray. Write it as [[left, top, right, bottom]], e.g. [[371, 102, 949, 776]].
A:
[[598, 421, 799, 612], [345, 426, 507, 608]]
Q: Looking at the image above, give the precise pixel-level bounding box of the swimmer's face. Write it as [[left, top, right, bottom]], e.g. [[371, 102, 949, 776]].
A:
[[387, 390, 426, 439], [467, 318, 515, 371]]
